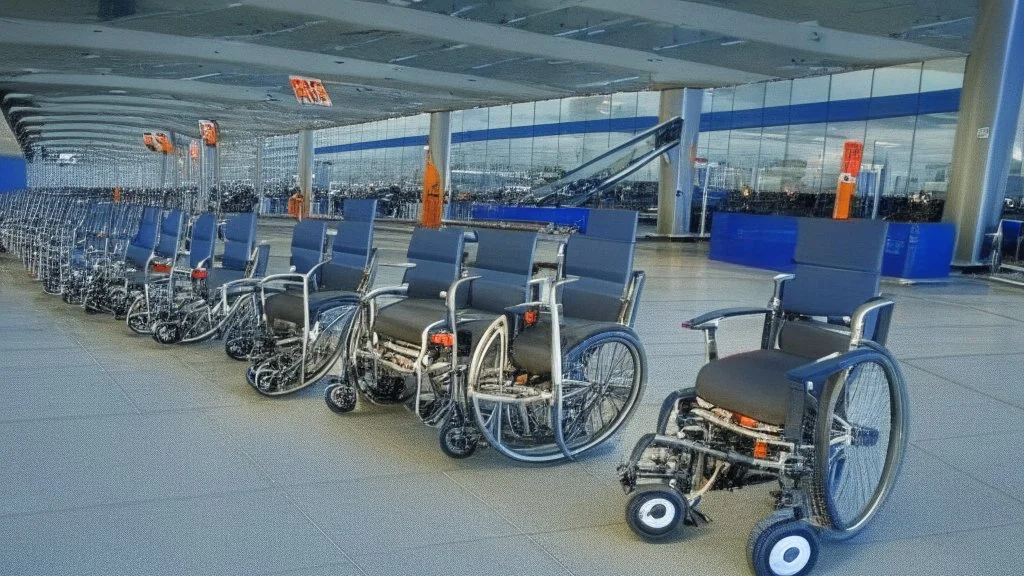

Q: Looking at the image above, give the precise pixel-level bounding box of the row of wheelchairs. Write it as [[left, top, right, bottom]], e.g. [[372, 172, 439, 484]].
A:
[[0, 191, 909, 576]]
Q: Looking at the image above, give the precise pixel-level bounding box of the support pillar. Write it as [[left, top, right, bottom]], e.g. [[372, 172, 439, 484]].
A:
[[254, 137, 264, 216], [422, 111, 451, 227], [657, 88, 703, 236], [942, 0, 1024, 265], [297, 129, 314, 218]]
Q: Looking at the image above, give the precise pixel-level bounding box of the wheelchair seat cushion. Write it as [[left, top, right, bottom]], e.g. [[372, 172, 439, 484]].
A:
[[694, 349, 811, 426], [510, 316, 632, 375], [374, 298, 448, 344], [264, 290, 360, 327], [207, 267, 246, 291]]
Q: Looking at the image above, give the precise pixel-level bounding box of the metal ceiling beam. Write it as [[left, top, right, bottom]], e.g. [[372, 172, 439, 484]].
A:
[[0, 19, 564, 101], [244, 0, 769, 87], [8, 105, 298, 130], [17, 116, 201, 137], [570, 0, 960, 63]]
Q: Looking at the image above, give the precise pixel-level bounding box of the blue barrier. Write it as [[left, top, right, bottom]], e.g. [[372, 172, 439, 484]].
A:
[[470, 204, 590, 231], [0, 155, 26, 192], [710, 212, 954, 280]]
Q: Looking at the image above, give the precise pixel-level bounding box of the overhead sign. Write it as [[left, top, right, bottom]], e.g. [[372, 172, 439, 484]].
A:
[[190, 140, 200, 162], [142, 132, 173, 154], [289, 75, 332, 107], [199, 120, 219, 146]]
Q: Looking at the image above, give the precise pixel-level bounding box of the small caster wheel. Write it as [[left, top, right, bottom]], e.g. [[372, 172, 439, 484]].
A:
[[439, 409, 478, 459], [225, 331, 253, 361], [748, 513, 819, 576], [152, 322, 183, 345], [625, 485, 686, 541], [324, 378, 357, 414]]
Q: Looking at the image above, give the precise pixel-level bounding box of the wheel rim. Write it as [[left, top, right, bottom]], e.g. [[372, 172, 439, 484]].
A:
[[636, 497, 676, 530], [817, 358, 903, 533], [559, 335, 643, 453], [768, 535, 812, 576]]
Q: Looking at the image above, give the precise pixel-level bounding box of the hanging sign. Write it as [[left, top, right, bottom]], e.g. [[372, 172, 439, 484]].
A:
[[143, 132, 158, 152], [190, 140, 200, 162], [199, 120, 219, 146], [154, 133, 174, 154], [289, 75, 332, 107], [832, 140, 864, 220]]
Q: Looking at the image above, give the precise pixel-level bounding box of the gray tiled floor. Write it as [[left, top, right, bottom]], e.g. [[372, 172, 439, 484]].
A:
[[2, 223, 1023, 575]]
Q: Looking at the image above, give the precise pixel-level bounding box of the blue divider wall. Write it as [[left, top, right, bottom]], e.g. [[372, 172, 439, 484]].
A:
[[710, 212, 954, 280], [0, 155, 26, 192]]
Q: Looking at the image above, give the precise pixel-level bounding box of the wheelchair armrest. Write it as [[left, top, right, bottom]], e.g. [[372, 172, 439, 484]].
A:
[[785, 346, 887, 389], [379, 262, 416, 269], [850, 297, 895, 346], [443, 275, 482, 309], [361, 284, 409, 303], [682, 307, 771, 330], [504, 302, 545, 314]]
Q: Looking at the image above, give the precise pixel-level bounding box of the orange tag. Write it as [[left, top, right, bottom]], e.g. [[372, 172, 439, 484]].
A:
[[753, 440, 769, 460], [524, 310, 538, 326], [429, 332, 454, 347]]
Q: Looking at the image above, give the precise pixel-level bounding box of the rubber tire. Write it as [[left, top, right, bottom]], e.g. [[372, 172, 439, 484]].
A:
[[811, 350, 908, 541], [126, 297, 151, 334], [152, 322, 183, 345], [439, 410, 479, 459], [748, 514, 819, 576], [324, 380, 357, 414], [625, 485, 686, 542]]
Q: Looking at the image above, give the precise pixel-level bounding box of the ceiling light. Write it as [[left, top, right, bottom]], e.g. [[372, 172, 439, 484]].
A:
[[109, 90, 128, 94], [720, 39, 747, 46]]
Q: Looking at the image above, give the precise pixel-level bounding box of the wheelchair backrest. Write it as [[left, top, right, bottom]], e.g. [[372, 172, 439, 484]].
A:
[[222, 212, 257, 271], [778, 218, 888, 357], [155, 209, 185, 259], [403, 227, 466, 303], [290, 219, 328, 280], [188, 213, 218, 269], [124, 206, 161, 268], [466, 228, 538, 313], [561, 209, 638, 323], [248, 243, 271, 278], [322, 199, 377, 292]]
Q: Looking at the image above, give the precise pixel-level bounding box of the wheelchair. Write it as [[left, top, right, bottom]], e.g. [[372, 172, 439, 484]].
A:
[[124, 209, 187, 333], [244, 200, 377, 396], [151, 212, 271, 346], [79, 203, 151, 315], [617, 219, 908, 576], [328, 209, 648, 464]]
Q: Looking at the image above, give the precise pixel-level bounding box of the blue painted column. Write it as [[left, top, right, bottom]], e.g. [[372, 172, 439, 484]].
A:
[[943, 0, 1024, 264]]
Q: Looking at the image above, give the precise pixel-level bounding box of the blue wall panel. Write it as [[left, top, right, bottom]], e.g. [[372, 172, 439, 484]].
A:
[[0, 155, 26, 192]]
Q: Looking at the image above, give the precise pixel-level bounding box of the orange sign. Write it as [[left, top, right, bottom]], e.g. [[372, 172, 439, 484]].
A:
[[421, 153, 443, 229], [143, 133, 158, 152], [289, 76, 332, 107], [190, 140, 200, 161], [199, 120, 219, 146], [155, 133, 174, 154], [833, 141, 864, 220]]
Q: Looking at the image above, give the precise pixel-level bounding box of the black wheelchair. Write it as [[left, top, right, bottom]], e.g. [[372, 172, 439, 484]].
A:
[[245, 200, 377, 396], [618, 218, 908, 576], [328, 209, 647, 463]]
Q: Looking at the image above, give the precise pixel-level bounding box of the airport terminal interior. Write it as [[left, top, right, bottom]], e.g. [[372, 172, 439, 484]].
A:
[[1, 1, 1024, 575]]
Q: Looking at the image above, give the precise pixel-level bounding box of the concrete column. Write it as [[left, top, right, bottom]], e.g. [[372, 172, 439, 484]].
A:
[[254, 137, 264, 216], [297, 129, 314, 218], [427, 111, 452, 216], [657, 88, 703, 235], [942, 0, 1024, 264]]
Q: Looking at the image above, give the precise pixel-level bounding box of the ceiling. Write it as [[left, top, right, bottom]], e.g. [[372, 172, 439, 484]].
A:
[[0, 0, 977, 161]]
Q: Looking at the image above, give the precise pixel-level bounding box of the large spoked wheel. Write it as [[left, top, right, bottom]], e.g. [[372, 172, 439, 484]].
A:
[[107, 286, 129, 319], [345, 306, 412, 405], [125, 295, 152, 334], [224, 294, 261, 361], [811, 350, 908, 540], [557, 331, 646, 456], [748, 512, 820, 576], [626, 485, 686, 542]]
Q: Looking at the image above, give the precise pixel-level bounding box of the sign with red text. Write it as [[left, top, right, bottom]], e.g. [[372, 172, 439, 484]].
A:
[[289, 76, 332, 107]]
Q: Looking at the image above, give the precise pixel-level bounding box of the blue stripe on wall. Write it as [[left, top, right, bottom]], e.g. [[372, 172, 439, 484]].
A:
[[315, 88, 962, 156], [0, 155, 26, 192]]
